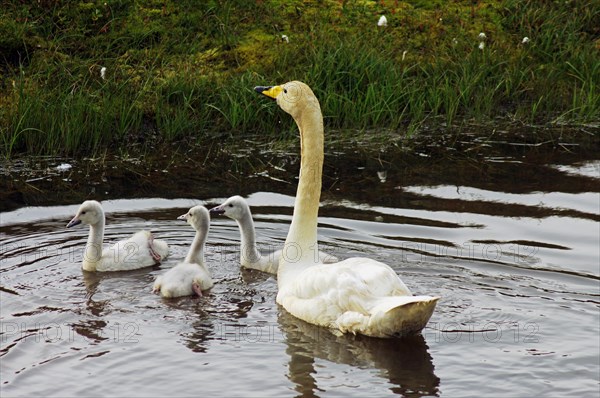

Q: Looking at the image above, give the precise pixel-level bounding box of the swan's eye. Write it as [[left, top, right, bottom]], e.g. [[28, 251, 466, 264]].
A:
[[284, 88, 288, 94], [228, 204, 233, 207], [81, 211, 86, 215]]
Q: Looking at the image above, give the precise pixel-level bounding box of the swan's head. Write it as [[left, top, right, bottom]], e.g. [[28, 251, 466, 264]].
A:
[[178, 205, 210, 232], [67, 200, 104, 228], [208, 195, 250, 221], [255, 81, 319, 119]]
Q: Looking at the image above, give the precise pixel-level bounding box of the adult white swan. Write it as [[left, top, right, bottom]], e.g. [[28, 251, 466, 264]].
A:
[[255, 81, 438, 337], [153, 205, 213, 298], [209, 195, 337, 274], [67, 200, 169, 271]]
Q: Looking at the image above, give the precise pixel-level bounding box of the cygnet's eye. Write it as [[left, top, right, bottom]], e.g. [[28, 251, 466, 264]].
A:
[[81, 211, 86, 215], [228, 204, 233, 207], [284, 88, 288, 94]]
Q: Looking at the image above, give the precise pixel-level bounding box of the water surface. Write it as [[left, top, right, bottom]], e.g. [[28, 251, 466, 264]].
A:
[[1, 131, 599, 397]]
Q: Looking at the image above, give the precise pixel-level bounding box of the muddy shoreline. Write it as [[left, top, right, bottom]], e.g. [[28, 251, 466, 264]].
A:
[[2, 127, 598, 213]]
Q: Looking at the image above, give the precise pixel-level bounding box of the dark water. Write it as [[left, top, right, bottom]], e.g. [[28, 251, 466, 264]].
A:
[[1, 130, 599, 397]]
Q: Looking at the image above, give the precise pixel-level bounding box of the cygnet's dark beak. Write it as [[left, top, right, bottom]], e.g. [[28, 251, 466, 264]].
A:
[[209, 205, 225, 215], [66, 217, 81, 228]]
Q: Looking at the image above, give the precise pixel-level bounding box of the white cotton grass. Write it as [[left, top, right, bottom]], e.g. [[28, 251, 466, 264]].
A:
[[378, 15, 387, 27], [402, 50, 407, 61], [522, 36, 530, 44], [477, 32, 486, 50], [281, 34, 289, 43], [100, 66, 106, 80], [56, 163, 72, 172]]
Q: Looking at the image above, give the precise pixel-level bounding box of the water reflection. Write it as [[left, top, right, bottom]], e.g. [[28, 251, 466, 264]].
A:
[[171, 285, 257, 354], [278, 309, 439, 397], [81, 269, 106, 306], [182, 319, 213, 354]]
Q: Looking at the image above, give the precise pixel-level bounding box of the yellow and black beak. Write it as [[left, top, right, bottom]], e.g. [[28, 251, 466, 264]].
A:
[[254, 85, 283, 99]]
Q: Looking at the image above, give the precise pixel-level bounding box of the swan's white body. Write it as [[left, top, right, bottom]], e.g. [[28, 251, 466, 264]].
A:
[[210, 195, 337, 274], [256, 81, 438, 337], [153, 205, 213, 298], [67, 200, 169, 272]]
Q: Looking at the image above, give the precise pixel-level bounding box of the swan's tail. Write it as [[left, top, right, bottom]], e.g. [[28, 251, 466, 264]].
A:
[[368, 295, 439, 338]]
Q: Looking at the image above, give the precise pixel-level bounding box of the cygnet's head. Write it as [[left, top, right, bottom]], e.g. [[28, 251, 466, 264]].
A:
[[209, 196, 250, 221], [67, 200, 104, 228], [254, 81, 320, 119], [178, 205, 210, 231]]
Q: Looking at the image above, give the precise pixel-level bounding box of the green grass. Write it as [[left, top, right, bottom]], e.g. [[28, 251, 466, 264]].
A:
[[0, 0, 598, 157]]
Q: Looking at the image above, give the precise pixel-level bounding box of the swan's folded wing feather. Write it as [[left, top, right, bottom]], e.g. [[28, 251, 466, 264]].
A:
[[279, 258, 416, 327], [97, 231, 156, 271], [291, 258, 412, 300]]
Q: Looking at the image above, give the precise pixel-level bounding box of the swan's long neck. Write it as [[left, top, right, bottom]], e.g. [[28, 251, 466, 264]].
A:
[[83, 218, 105, 272], [237, 212, 261, 265], [185, 221, 208, 265], [279, 104, 324, 283]]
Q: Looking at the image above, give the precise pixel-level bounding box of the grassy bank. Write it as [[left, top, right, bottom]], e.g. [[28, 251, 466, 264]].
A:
[[1, 0, 598, 157]]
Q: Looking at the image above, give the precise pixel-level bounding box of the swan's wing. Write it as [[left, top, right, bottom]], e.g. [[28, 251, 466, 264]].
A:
[[278, 258, 412, 325], [127, 231, 154, 255], [318, 250, 339, 264], [293, 257, 412, 300], [99, 231, 156, 271], [281, 258, 437, 336]]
